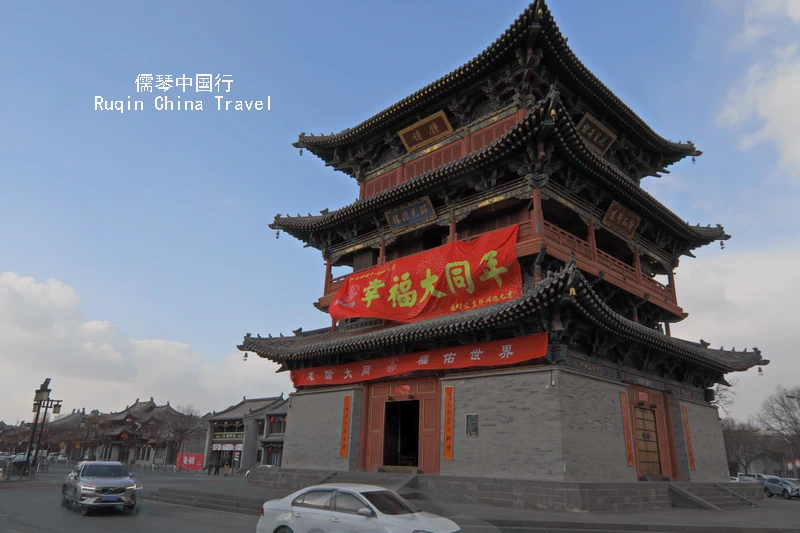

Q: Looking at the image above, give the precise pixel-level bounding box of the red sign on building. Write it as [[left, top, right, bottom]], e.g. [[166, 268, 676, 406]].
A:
[[330, 225, 522, 324], [290, 333, 547, 387]]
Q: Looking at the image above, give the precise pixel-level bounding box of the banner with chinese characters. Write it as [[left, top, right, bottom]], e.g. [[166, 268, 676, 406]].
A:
[[176, 452, 204, 471], [290, 333, 547, 387], [330, 224, 522, 323]]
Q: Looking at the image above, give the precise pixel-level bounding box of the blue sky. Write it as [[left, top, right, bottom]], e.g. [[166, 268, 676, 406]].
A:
[[2, 0, 798, 422]]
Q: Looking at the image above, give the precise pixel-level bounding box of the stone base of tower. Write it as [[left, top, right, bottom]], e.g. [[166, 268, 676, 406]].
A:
[[279, 364, 731, 484]]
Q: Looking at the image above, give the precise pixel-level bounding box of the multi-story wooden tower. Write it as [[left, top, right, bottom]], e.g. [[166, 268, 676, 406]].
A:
[[240, 1, 767, 486]]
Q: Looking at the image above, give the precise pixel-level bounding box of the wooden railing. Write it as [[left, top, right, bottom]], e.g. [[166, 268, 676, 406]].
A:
[[319, 219, 678, 310], [596, 249, 638, 282], [642, 275, 675, 304], [543, 222, 592, 259], [328, 274, 349, 296]]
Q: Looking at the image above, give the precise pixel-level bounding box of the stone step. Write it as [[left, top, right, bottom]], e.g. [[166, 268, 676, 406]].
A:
[[155, 487, 265, 505], [143, 489, 264, 510], [144, 494, 260, 516], [716, 502, 756, 510], [145, 493, 263, 511]]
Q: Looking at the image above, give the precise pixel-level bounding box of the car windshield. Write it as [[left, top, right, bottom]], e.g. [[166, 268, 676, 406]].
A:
[[82, 464, 130, 478], [361, 490, 419, 515]]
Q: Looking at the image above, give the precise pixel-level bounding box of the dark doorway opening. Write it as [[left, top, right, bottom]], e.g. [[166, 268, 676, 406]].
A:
[[383, 400, 419, 467]]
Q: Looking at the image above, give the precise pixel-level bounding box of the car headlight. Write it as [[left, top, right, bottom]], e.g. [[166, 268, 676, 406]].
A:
[[79, 484, 97, 492], [127, 485, 137, 490]]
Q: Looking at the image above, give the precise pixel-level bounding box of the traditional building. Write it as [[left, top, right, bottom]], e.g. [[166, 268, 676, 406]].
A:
[[240, 0, 767, 485], [203, 395, 284, 471], [47, 398, 203, 466]]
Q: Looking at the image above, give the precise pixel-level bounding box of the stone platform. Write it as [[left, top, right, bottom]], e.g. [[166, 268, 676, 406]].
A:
[[247, 467, 765, 513], [142, 473, 795, 533]]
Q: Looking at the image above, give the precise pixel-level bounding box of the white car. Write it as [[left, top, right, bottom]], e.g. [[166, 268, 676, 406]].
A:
[[256, 483, 460, 533]]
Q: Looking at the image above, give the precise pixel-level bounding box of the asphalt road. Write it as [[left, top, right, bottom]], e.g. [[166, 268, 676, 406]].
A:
[[0, 468, 259, 533]]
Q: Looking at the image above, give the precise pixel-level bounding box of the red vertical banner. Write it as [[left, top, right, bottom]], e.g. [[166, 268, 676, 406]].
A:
[[443, 386, 454, 461], [681, 406, 695, 470], [340, 396, 352, 458], [619, 392, 634, 467]]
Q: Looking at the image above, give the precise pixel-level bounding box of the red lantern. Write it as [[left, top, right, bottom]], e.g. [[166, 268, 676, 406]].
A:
[[267, 447, 273, 452], [270, 417, 275, 423]]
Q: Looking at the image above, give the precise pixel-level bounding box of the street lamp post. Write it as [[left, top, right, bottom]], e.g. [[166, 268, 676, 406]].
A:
[[24, 378, 62, 475], [33, 396, 62, 468]]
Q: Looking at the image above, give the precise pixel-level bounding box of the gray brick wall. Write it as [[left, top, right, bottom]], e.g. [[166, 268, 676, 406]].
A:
[[558, 371, 636, 482], [680, 400, 728, 482], [283, 387, 362, 471], [240, 418, 261, 471], [440, 369, 564, 480], [347, 389, 363, 471], [668, 394, 691, 481]]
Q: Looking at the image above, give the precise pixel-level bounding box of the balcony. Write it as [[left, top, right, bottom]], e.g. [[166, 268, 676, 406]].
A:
[[318, 219, 680, 316]]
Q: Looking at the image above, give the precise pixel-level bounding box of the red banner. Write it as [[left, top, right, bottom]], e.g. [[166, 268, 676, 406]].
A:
[[290, 333, 547, 387], [330, 225, 522, 323], [176, 452, 204, 470]]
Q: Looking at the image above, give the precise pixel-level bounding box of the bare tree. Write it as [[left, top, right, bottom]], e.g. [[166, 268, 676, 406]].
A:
[[713, 377, 739, 417], [757, 385, 800, 452], [163, 405, 203, 468], [721, 418, 766, 474]]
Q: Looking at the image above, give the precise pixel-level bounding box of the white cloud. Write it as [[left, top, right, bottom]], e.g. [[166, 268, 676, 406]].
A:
[[0, 272, 292, 423], [733, 0, 800, 45], [671, 245, 800, 420], [718, 2, 800, 181]]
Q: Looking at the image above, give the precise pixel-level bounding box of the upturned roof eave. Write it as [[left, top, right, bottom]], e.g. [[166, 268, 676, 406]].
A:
[[238, 263, 766, 374], [271, 98, 726, 247], [294, 0, 698, 164]]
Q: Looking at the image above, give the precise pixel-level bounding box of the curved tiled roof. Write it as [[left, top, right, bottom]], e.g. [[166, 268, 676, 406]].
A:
[[273, 95, 726, 246], [294, 0, 698, 163], [239, 263, 766, 374], [208, 396, 284, 421]]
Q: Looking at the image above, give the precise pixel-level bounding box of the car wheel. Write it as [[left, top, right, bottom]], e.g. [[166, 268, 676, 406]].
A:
[[81, 505, 91, 516], [783, 490, 792, 500], [764, 488, 773, 497], [61, 490, 69, 508]]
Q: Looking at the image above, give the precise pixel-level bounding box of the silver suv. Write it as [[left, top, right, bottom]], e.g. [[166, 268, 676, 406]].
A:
[[61, 461, 141, 515]]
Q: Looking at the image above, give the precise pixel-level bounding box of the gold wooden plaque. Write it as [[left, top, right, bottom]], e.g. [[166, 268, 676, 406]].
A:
[[397, 110, 454, 153], [575, 113, 617, 156], [602, 201, 641, 238]]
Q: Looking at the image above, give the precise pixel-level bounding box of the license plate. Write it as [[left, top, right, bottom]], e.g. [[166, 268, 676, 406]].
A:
[[102, 496, 117, 502]]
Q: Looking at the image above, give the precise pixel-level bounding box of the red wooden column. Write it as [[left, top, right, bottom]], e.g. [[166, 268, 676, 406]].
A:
[[632, 247, 643, 285], [359, 182, 366, 198], [323, 258, 332, 295], [326, 258, 336, 332], [378, 236, 386, 265], [531, 189, 544, 237], [587, 219, 598, 261], [448, 213, 456, 243], [668, 271, 677, 300], [632, 307, 639, 324]]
